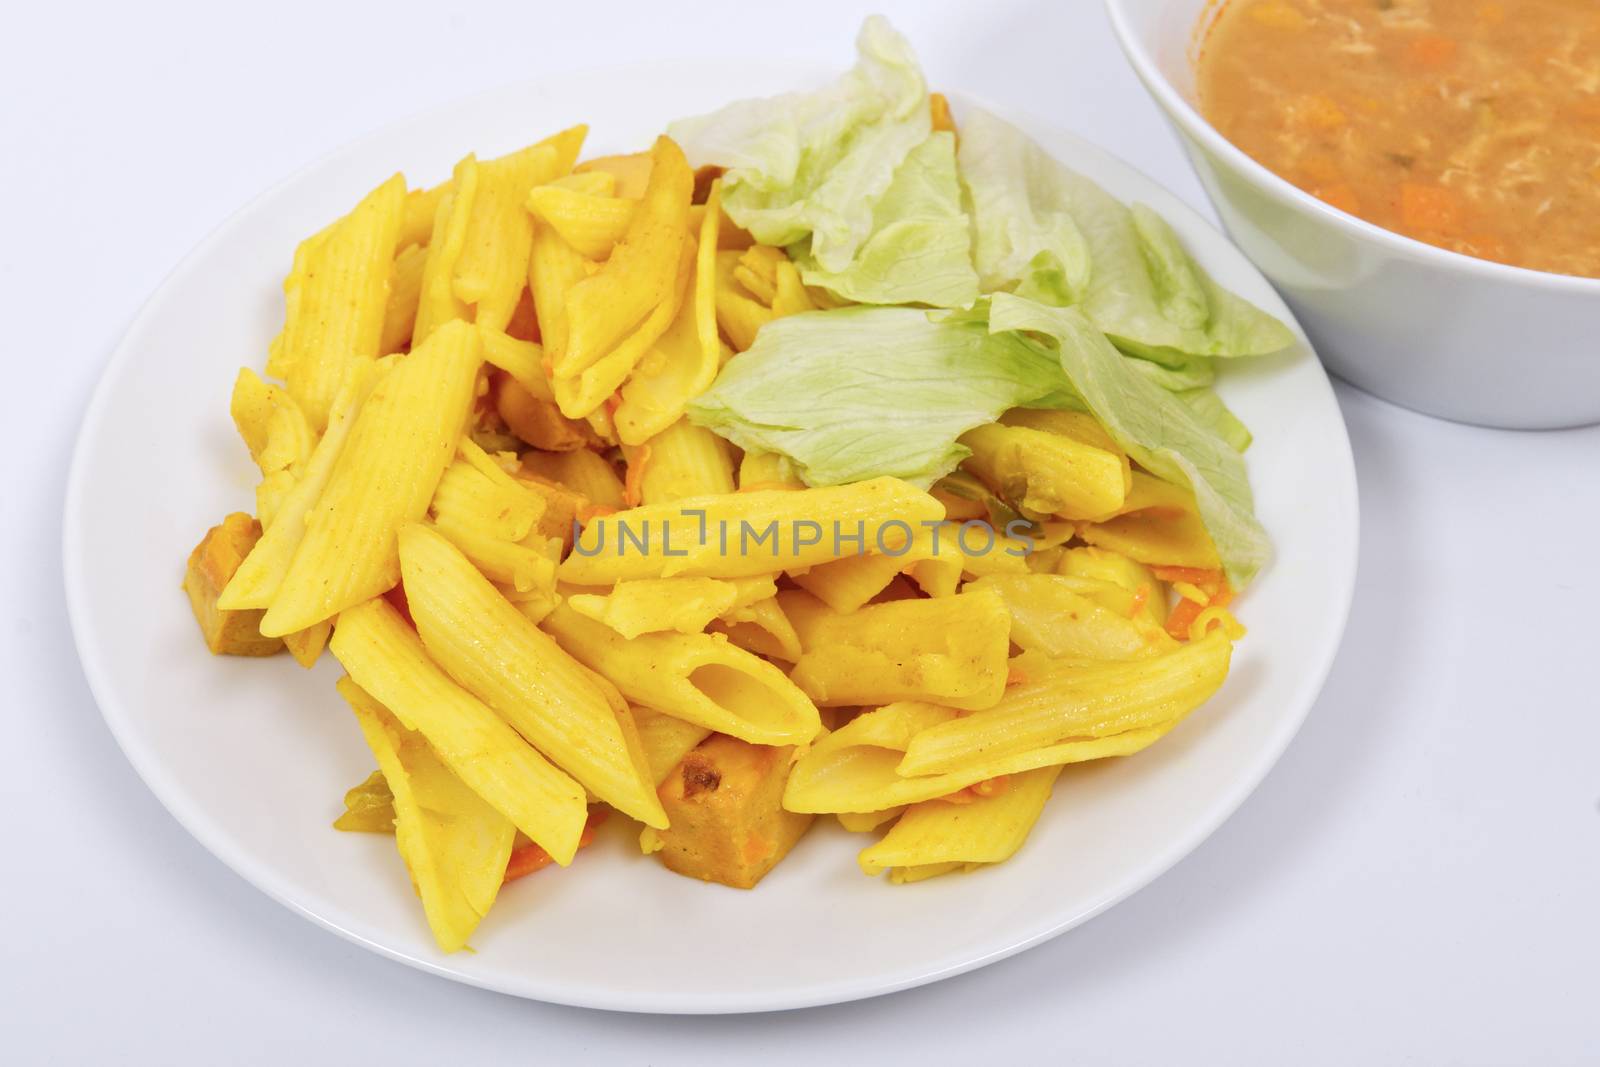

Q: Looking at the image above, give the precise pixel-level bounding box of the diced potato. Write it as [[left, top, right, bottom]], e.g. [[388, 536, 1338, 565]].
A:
[[653, 735, 814, 889], [183, 514, 284, 656]]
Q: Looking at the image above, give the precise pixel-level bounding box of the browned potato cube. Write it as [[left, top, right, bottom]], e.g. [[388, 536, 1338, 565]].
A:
[[654, 734, 814, 889], [183, 513, 284, 656]]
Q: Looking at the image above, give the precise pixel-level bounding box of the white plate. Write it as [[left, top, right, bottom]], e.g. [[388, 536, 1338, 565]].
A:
[[64, 62, 1358, 1014]]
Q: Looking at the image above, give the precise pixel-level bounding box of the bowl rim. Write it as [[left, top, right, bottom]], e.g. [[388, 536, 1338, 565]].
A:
[[1102, 0, 1600, 295]]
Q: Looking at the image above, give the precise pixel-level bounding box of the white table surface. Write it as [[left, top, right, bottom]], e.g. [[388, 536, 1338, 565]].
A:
[[6, 0, 1598, 1061]]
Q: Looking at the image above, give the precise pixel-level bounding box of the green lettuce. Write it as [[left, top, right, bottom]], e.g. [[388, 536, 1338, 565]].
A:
[[791, 131, 978, 308], [957, 106, 1294, 365], [985, 292, 1270, 586], [685, 306, 1076, 487], [667, 16, 931, 273]]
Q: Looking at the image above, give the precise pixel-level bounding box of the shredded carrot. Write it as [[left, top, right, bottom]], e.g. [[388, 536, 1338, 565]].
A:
[[1150, 566, 1224, 586], [1406, 34, 1458, 67], [1165, 596, 1207, 641], [622, 443, 651, 507], [1399, 183, 1463, 233], [604, 392, 623, 417], [576, 502, 617, 523], [540, 354, 555, 379], [504, 810, 608, 884]]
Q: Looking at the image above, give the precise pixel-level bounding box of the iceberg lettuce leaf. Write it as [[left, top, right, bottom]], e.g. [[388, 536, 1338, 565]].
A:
[[986, 292, 1270, 586], [791, 132, 979, 308], [667, 16, 930, 273], [685, 306, 1076, 488], [958, 107, 1294, 365]]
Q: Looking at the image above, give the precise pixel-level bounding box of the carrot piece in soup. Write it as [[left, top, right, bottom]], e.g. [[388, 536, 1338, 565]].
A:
[[1399, 183, 1462, 234]]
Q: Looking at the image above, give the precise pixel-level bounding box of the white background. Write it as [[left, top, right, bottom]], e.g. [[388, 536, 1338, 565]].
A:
[[5, 0, 1598, 1062]]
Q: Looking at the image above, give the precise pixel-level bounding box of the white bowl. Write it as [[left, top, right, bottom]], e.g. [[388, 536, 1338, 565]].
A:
[[1105, 0, 1600, 430]]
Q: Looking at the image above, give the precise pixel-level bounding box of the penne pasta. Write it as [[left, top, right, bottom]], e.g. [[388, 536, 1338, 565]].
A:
[[567, 575, 774, 639], [836, 807, 906, 833], [630, 418, 736, 505], [959, 422, 1128, 521], [413, 155, 480, 343], [379, 240, 429, 355], [540, 601, 821, 746], [632, 707, 714, 786], [270, 173, 406, 431], [478, 325, 553, 400], [784, 587, 1012, 710], [396, 525, 666, 827], [894, 630, 1233, 777], [259, 321, 481, 636], [526, 217, 590, 361], [782, 700, 1172, 814], [708, 595, 804, 662], [330, 597, 588, 864], [521, 447, 625, 510], [340, 676, 515, 952], [455, 126, 587, 331], [857, 766, 1063, 879], [966, 573, 1173, 660], [218, 358, 392, 611], [790, 551, 910, 614], [526, 183, 636, 259], [613, 180, 724, 445], [559, 476, 944, 584], [553, 136, 692, 379], [398, 181, 448, 252]]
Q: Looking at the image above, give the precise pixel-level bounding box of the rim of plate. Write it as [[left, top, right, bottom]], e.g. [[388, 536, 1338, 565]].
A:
[[63, 60, 1359, 1014]]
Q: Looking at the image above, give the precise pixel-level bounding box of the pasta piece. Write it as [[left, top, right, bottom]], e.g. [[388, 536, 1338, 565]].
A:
[[398, 181, 447, 251], [259, 321, 481, 636], [417, 156, 486, 344], [714, 249, 774, 351], [1078, 507, 1222, 570], [478, 325, 552, 400], [427, 447, 559, 598], [552, 237, 693, 418], [567, 575, 774, 639], [526, 218, 590, 362], [857, 766, 1062, 879], [455, 126, 586, 331], [218, 358, 392, 611], [340, 677, 515, 952], [1057, 546, 1168, 627], [633, 708, 714, 786], [737, 449, 803, 491], [553, 136, 692, 378], [526, 183, 636, 258], [228, 368, 316, 528], [958, 422, 1128, 521], [836, 807, 905, 833], [540, 602, 821, 746], [613, 180, 724, 445], [282, 619, 332, 669], [379, 241, 429, 355], [790, 552, 910, 614], [573, 151, 653, 198], [560, 476, 944, 584], [333, 768, 394, 832], [784, 587, 1011, 710], [630, 418, 736, 505], [965, 573, 1173, 659], [396, 525, 666, 827], [895, 630, 1234, 776], [329, 597, 588, 863], [521, 448, 625, 510], [708, 596, 803, 662], [782, 701, 1171, 814], [269, 173, 406, 431]]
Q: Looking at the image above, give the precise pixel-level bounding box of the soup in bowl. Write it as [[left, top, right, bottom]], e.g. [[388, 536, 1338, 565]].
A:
[[1105, 0, 1600, 429]]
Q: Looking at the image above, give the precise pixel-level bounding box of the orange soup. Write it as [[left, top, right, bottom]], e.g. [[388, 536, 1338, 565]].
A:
[[1197, 0, 1600, 278]]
